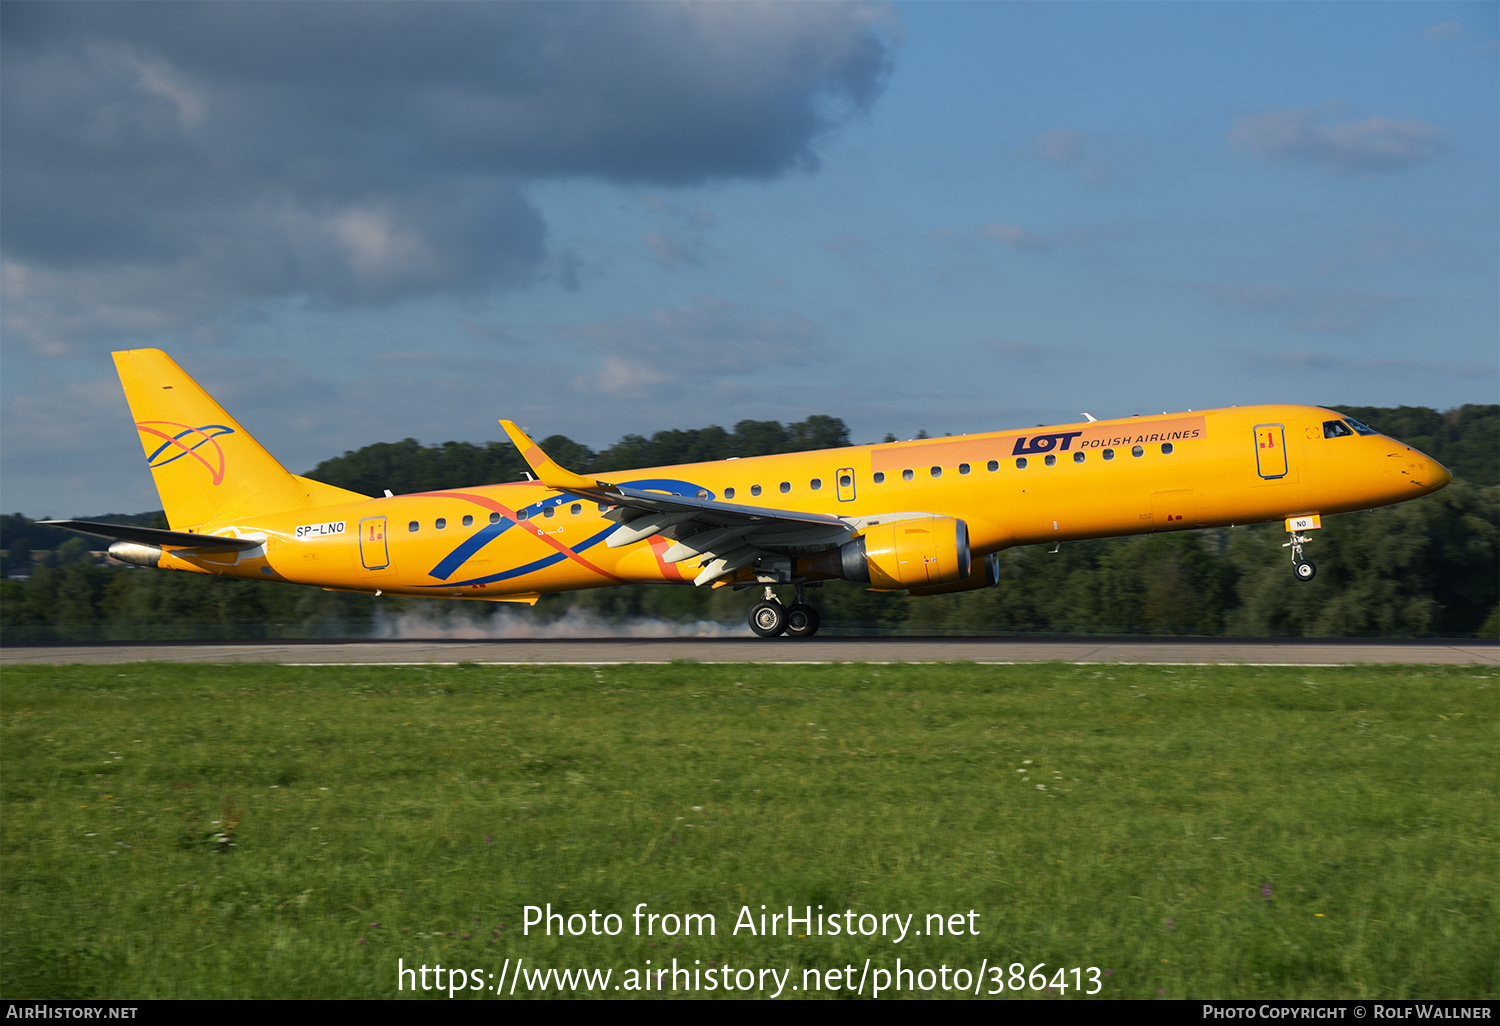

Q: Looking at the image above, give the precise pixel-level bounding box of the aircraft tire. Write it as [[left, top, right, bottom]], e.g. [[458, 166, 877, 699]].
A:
[[1294, 560, 1317, 582], [749, 600, 788, 637], [785, 603, 821, 638]]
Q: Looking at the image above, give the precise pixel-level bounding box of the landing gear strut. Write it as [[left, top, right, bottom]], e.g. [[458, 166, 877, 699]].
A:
[[748, 584, 822, 638]]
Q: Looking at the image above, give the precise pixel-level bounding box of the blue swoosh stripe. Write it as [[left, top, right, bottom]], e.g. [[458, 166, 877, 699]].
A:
[[428, 519, 516, 580], [422, 475, 705, 585], [420, 551, 567, 589], [146, 425, 234, 467]]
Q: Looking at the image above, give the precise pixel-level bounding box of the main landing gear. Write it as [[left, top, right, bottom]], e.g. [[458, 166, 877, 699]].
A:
[[748, 584, 822, 638]]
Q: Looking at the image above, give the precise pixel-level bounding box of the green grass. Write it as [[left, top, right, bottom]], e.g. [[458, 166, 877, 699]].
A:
[[1, 662, 1494, 999]]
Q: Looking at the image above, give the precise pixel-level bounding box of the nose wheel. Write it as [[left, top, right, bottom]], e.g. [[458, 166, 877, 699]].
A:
[[748, 585, 822, 638], [1284, 527, 1317, 583]]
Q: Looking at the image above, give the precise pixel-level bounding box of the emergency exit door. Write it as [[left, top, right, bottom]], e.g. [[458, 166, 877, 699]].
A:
[[359, 516, 390, 570], [1253, 424, 1288, 480]]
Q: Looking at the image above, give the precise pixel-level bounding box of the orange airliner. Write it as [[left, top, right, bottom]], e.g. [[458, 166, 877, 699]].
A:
[[47, 349, 1452, 637]]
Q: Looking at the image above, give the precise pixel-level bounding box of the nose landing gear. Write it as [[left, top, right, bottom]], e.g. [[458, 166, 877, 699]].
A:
[[1283, 515, 1321, 583], [748, 584, 822, 638]]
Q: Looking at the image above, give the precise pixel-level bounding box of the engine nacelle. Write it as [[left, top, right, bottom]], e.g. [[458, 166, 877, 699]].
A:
[[906, 551, 1000, 596], [837, 516, 971, 590]]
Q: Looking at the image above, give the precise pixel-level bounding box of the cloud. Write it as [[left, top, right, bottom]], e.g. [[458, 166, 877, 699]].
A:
[[1229, 107, 1443, 175], [1195, 283, 1408, 333], [978, 223, 1051, 252], [1424, 22, 1464, 42], [985, 339, 1044, 362], [1261, 350, 1496, 378], [564, 297, 822, 399], [1027, 129, 1086, 165], [641, 196, 720, 269], [1014, 128, 1132, 185], [0, 3, 896, 348]]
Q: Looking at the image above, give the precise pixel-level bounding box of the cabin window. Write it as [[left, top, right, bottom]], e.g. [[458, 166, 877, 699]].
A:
[[489, 512, 501, 524], [597, 503, 610, 513], [988, 460, 999, 472], [1132, 445, 1144, 458], [902, 469, 914, 481], [408, 521, 419, 532], [810, 478, 822, 490], [1160, 443, 1173, 455], [1015, 457, 1028, 469], [1044, 454, 1057, 467], [544, 506, 555, 519], [1323, 420, 1353, 438], [930, 466, 942, 478], [1074, 452, 1086, 463], [873, 472, 886, 484], [518, 509, 530, 520], [751, 485, 762, 496], [1103, 449, 1115, 461], [435, 518, 447, 529], [780, 481, 791, 493], [571, 503, 582, 515], [959, 463, 970, 475], [839, 474, 852, 488], [725, 487, 736, 499], [462, 514, 474, 527]]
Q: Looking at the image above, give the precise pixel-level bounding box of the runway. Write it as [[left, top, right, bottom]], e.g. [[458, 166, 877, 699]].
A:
[[3, 636, 1495, 666]]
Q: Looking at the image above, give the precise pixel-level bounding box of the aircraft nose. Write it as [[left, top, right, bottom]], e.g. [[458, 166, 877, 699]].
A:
[[1405, 449, 1451, 494], [1426, 456, 1452, 491]]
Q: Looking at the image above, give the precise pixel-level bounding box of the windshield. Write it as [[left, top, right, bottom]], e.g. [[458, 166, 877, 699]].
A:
[[1343, 418, 1378, 436]]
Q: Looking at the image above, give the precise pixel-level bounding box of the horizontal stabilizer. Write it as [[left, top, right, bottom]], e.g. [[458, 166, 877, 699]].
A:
[[40, 520, 261, 551]]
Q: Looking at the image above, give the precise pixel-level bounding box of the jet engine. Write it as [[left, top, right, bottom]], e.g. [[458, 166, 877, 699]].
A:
[[831, 516, 971, 590], [906, 551, 1000, 596]]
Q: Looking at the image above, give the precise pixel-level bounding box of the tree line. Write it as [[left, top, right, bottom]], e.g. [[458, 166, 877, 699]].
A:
[[3, 405, 1495, 641]]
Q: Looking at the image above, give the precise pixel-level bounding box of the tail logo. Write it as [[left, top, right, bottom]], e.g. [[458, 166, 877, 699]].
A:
[[137, 421, 235, 485]]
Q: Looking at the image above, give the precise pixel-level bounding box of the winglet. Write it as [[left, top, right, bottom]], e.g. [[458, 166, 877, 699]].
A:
[[499, 420, 603, 492]]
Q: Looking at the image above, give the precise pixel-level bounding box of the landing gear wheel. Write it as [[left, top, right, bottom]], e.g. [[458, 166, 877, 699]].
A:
[[785, 603, 821, 638], [1293, 560, 1317, 582], [749, 600, 788, 637]]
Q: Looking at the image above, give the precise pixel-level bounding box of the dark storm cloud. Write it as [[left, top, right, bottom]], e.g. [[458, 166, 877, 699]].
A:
[[0, 1, 895, 343]]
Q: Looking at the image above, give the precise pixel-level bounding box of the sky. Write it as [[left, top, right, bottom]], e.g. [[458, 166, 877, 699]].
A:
[[3, 1, 1496, 518]]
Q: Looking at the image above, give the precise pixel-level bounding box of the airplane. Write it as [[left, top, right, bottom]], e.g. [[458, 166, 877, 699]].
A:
[[45, 349, 1452, 638]]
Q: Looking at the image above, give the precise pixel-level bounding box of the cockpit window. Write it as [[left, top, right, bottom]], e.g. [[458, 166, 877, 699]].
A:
[[1344, 417, 1377, 436], [1323, 419, 1353, 438]]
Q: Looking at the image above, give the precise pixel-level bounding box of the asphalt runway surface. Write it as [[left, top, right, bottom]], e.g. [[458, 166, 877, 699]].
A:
[[3, 637, 1495, 666]]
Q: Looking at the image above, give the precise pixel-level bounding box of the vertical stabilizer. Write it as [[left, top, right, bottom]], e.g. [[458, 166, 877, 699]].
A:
[[112, 349, 366, 528]]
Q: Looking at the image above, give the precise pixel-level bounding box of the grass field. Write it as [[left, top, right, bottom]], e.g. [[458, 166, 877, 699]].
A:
[[1, 661, 1494, 1000]]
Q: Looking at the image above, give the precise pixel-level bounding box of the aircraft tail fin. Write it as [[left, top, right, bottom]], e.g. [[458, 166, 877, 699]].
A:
[[112, 349, 368, 529]]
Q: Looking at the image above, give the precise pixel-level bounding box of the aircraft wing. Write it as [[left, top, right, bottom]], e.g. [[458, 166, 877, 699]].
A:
[[499, 420, 853, 585], [40, 520, 262, 551]]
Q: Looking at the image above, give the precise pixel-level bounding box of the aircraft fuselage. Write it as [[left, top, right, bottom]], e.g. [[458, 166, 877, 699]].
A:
[[150, 403, 1450, 602]]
